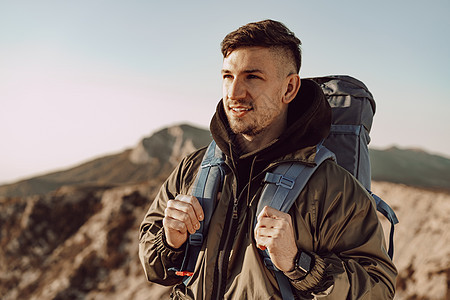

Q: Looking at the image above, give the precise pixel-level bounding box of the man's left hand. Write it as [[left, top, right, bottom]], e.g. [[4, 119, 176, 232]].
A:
[[254, 206, 298, 272]]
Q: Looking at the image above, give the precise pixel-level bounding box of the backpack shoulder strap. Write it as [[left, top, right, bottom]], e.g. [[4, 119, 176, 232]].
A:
[[369, 192, 399, 259], [256, 145, 335, 216], [172, 140, 227, 280], [256, 145, 335, 300]]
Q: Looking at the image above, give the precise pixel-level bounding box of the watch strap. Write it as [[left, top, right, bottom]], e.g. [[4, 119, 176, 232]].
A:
[[284, 251, 312, 280], [297, 251, 312, 275]]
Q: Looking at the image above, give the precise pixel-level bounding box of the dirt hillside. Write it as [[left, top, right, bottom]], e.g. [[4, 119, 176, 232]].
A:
[[372, 181, 450, 300], [1, 180, 448, 299]]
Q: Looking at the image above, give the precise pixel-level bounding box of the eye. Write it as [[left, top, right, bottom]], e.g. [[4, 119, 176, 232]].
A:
[[223, 74, 233, 80], [247, 74, 261, 79]]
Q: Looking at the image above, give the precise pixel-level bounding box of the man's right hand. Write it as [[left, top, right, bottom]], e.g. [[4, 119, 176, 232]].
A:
[[163, 194, 204, 249]]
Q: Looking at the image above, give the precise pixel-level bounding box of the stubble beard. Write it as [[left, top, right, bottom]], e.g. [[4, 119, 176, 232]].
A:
[[229, 118, 263, 136], [225, 91, 284, 138], [227, 106, 275, 137]]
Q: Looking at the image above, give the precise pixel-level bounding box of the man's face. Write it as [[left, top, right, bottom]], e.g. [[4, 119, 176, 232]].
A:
[[222, 47, 288, 137]]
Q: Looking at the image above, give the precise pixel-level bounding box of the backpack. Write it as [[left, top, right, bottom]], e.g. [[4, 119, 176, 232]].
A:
[[172, 75, 399, 299]]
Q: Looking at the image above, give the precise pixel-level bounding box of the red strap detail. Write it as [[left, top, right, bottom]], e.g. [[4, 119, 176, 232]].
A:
[[175, 271, 194, 277]]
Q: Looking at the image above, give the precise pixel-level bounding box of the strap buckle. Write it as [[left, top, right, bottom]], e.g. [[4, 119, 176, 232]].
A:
[[263, 173, 295, 190], [189, 232, 204, 246], [277, 176, 295, 189]]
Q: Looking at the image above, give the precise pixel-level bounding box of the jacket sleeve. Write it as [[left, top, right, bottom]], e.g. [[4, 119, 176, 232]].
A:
[[285, 161, 397, 299], [138, 151, 203, 286]]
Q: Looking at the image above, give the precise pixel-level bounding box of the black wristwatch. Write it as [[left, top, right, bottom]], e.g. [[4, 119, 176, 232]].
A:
[[285, 251, 313, 280], [295, 251, 312, 276]]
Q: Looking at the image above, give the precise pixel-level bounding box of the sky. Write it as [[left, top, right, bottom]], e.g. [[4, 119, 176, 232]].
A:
[[1, 0, 449, 184]]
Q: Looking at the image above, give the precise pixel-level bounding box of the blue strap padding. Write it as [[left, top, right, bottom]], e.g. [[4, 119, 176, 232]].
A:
[[262, 164, 307, 211], [275, 271, 296, 300], [257, 145, 336, 217], [261, 251, 295, 300], [370, 192, 399, 259], [175, 140, 227, 283]]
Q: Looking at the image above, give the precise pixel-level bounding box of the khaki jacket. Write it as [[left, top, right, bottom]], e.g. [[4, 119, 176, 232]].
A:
[[139, 79, 397, 299]]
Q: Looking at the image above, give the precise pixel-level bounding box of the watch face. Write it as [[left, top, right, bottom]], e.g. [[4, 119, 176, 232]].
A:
[[297, 252, 312, 274]]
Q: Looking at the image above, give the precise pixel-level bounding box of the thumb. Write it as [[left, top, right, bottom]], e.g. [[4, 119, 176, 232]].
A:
[[258, 205, 280, 221]]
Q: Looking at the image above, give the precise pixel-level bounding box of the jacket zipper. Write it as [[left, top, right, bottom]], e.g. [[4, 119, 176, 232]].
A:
[[212, 164, 243, 300], [214, 160, 253, 299], [232, 198, 239, 220], [215, 196, 240, 300]]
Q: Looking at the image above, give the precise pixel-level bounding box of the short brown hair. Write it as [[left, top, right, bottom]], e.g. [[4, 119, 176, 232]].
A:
[[221, 19, 302, 73]]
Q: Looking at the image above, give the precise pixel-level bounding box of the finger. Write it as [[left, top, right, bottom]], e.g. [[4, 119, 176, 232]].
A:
[[254, 225, 275, 251], [255, 229, 284, 251], [255, 234, 271, 251], [163, 215, 188, 234], [165, 203, 198, 234], [175, 194, 205, 222], [254, 230, 265, 250], [256, 242, 267, 251], [257, 206, 273, 223], [257, 206, 292, 224], [255, 218, 290, 244], [260, 205, 288, 218], [256, 215, 286, 230], [169, 196, 203, 231], [255, 226, 277, 238]]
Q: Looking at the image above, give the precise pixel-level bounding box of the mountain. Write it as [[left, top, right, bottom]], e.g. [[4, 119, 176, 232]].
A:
[[1, 124, 450, 198], [1, 123, 449, 299], [0, 124, 212, 198], [370, 147, 450, 190]]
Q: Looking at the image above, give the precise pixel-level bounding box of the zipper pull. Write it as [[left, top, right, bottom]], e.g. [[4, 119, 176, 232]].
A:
[[232, 199, 238, 219]]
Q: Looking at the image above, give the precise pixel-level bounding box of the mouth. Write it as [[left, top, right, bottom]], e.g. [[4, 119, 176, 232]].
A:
[[228, 105, 253, 117]]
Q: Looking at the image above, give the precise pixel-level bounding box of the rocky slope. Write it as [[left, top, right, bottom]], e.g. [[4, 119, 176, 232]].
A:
[[0, 182, 172, 300], [372, 181, 450, 300], [1, 179, 448, 299]]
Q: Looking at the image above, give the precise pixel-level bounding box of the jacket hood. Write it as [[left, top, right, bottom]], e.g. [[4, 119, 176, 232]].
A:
[[210, 78, 331, 162]]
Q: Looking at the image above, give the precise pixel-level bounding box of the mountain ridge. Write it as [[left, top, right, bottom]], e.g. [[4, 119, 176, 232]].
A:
[[0, 124, 212, 198], [1, 123, 449, 198], [370, 146, 450, 190]]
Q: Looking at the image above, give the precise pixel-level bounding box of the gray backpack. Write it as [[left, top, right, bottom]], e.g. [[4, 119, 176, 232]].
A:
[[172, 75, 398, 299], [318, 75, 375, 190]]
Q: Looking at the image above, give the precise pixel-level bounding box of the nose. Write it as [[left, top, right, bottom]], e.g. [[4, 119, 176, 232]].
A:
[[226, 78, 246, 100]]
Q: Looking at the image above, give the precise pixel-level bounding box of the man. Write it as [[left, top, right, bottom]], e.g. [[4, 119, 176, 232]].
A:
[[139, 19, 397, 299]]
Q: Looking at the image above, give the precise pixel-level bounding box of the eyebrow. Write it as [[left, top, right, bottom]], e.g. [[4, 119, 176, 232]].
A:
[[221, 69, 264, 74]]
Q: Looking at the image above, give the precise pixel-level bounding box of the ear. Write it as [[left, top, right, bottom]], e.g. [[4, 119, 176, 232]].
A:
[[282, 74, 301, 104]]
